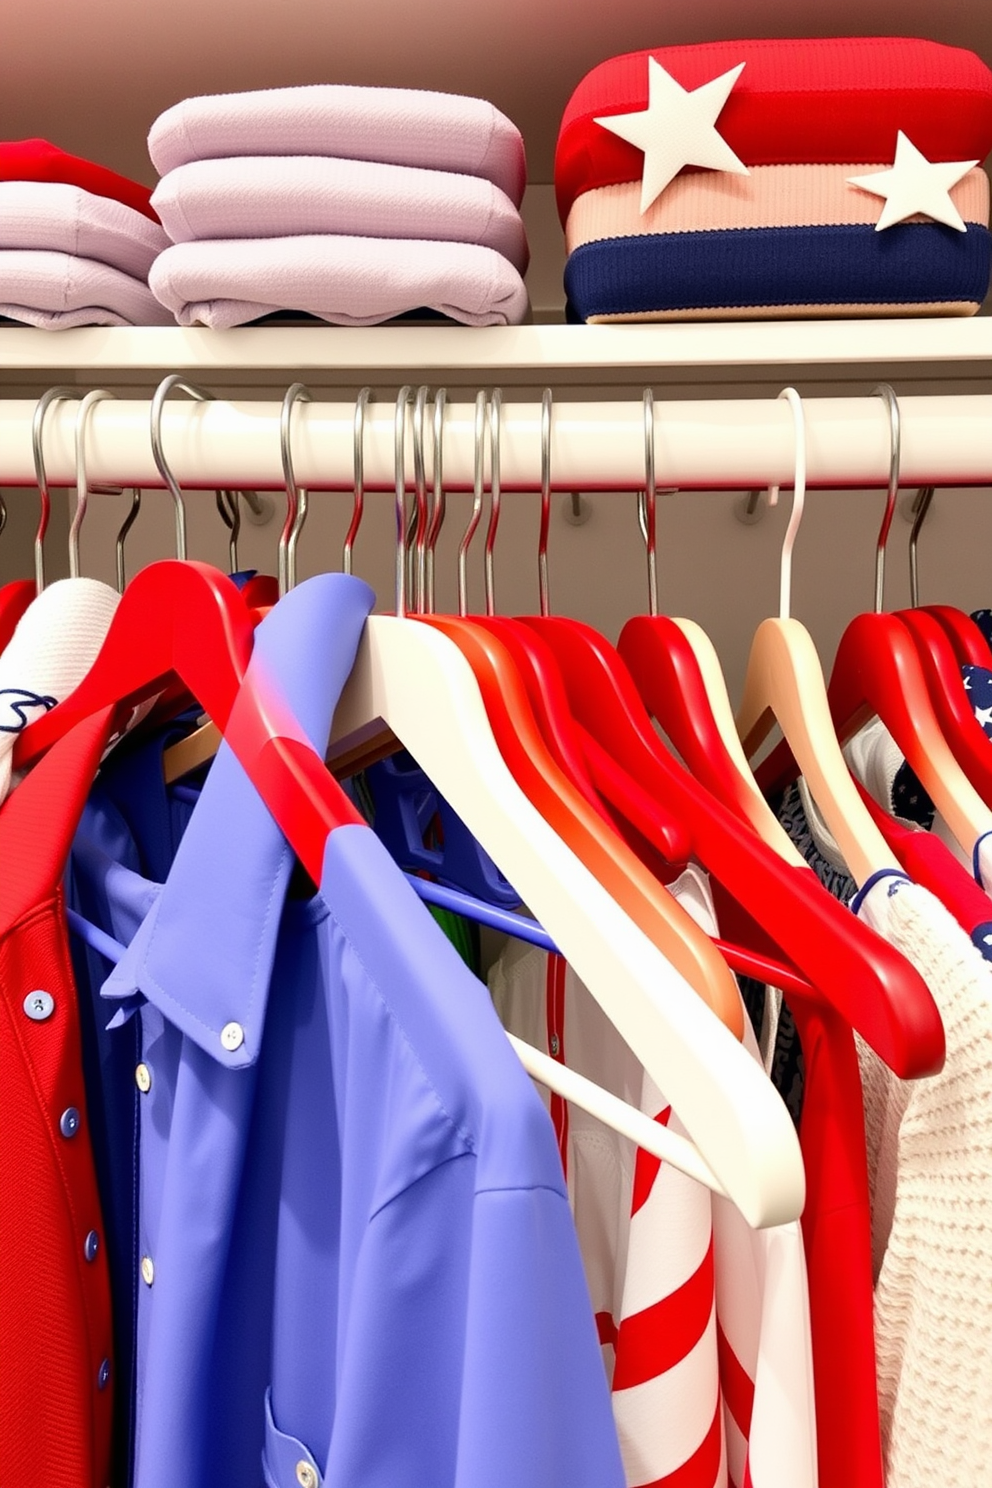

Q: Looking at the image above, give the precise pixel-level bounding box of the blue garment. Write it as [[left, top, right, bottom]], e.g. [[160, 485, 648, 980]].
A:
[[70, 574, 622, 1488], [564, 221, 992, 321]]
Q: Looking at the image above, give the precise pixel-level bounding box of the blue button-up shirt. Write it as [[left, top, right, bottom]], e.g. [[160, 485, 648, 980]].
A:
[[69, 574, 623, 1488]]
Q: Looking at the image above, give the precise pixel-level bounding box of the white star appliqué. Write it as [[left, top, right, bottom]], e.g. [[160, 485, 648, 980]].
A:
[[595, 56, 749, 212], [975, 704, 992, 730], [847, 132, 978, 233]]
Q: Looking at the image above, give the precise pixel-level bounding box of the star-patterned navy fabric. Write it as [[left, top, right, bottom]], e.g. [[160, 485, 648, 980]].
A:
[[892, 663, 992, 828]]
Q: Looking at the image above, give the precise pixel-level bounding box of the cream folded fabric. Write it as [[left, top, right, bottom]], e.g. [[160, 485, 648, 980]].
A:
[[152, 155, 528, 272], [565, 165, 990, 251], [149, 85, 527, 205], [148, 234, 529, 327], [0, 181, 168, 278], [0, 249, 174, 327]]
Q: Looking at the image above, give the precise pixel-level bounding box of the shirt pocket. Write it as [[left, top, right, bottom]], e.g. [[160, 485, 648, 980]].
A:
[[262, 1387, 323, 1488]]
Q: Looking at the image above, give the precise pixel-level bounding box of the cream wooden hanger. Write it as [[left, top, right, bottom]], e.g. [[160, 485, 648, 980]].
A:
[[735, 387, 899, 888]]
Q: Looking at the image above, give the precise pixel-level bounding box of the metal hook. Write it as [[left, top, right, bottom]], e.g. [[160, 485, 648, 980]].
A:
[[871, 383, 901, 613], [394, 385, 414, 617], [425, 389, 447, 614], [458, 391, 488, 617], [150, 375, 218, 561], [909, 486, 935, 607], [345, 388, 371, 576], [770, 387, 807, 622], [70, 390, 116, 580], [215, 490, 240, 574], [484, 389, 503, 616], [643, 388, 658, 616], [115, 489, 142, 593], [32, 386, 81, 593], [410, 386, 431, 613], [538, 389, 552, 616], [280, 383, 312, 594]]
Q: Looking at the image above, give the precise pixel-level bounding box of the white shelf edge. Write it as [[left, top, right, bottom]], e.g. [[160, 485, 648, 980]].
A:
[[0, 319, 991, 375]]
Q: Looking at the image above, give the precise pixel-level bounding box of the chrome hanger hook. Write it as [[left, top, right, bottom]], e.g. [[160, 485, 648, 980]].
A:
[[215, 490, 240, 575], [643, 388, 658, 616], [280, 382, 312, 594], [484, 388, 503, 616], [345, 388, 372, 576], [32, 386, 81, 593], [150, 375, 217, 561], [871, 383, 901, 613], [908, 485, 935, 607], [411, 386, 431, 613], [394, 385, 414, 617], [458, 390, 488, 617], [425, 388, 447, 614], [771, 387, 807, 622], [115, 489, 142, 594], [70, 390, 116, 580], [539, 388, 552, 616]]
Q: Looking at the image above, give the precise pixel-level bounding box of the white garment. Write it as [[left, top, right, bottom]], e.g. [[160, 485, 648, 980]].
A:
[[0, 181, 169, 279], [799, 783, 992, 1486], [0, 578, 119, 802], [148, 233, 530, 328], [151, 156, 529, 273], [489, 865, 817, 1488]]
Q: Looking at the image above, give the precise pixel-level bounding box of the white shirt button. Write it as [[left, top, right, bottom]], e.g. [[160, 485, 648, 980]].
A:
[[140, 1255, 155, 1287], [220, 1021, 244, 1052], [296, 1463, 318, 1488], [135, 1063, 152, 1093]]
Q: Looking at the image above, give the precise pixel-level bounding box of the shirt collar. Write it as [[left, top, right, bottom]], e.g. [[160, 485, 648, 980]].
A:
[[101, 573, 375, 1068]]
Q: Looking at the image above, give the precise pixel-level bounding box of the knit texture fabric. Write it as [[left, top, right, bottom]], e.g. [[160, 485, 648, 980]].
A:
[[148, 84, 527, 206], [0, 181, 169, 279], [148, 234, 529, 327], [564, 222, 991, 322], [555, 38, 992, 223], [0, 250, 174, 327], [854, 874, 992, 1487], [0, 138, 159, 222], [152, 155, 529, 272]]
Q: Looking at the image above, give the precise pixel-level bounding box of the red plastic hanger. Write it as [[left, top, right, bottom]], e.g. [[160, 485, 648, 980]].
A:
[[524, 611, 943, 1080], [897, 607, 992, 807], [922, 604, 992, 666]]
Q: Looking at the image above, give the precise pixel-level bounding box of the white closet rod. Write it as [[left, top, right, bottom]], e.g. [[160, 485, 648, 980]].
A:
[[0, 393, 989, 491]]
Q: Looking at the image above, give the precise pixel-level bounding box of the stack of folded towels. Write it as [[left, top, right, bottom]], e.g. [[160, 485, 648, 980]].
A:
[[147, 84, 531, 327], [0, 138, 172, 327], [556, 37, 992, 322]]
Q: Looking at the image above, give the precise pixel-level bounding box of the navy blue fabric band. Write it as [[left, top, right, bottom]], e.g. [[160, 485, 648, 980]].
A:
[[565, 221, 992, 319]]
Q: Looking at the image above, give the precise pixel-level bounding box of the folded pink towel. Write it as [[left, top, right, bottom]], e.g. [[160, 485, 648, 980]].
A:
[[0, 249, 173, 327], [147, 234, 529, 327], [0, 181, 169, 278], [152, 155, 529, 273], [148, 85, 526, 206]]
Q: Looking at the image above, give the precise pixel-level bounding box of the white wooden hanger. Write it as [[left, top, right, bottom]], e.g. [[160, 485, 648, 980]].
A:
[[326, 386, 804, 1228], [735, 387, 899, 888]]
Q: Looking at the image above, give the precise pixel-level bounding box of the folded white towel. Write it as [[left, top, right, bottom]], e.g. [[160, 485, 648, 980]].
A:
[[0, 181, 169, 279], [148, 233, 529, 327], [0, 249, 174, 327], [149, 85, 526, 206], [152, 155, 529, 273]]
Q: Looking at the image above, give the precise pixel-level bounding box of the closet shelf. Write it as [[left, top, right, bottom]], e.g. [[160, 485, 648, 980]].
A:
[[0, 319, 990, 393]]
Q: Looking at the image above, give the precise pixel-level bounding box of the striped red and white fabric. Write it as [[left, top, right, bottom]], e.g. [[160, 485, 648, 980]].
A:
[[489, 866, 817, 1488]]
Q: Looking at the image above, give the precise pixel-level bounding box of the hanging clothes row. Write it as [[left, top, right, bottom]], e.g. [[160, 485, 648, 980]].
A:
[[1, 376, 991, 1488]]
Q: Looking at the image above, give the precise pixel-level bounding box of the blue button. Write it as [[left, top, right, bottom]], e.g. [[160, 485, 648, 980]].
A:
[[84, 1230, 99, 1262], [97, 1358, 111, 1391], [59, 1107, 81, 1139]]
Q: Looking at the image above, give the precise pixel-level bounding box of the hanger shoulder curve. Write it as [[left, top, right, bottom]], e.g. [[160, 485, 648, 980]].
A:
[[328, 614, 804, 1228]]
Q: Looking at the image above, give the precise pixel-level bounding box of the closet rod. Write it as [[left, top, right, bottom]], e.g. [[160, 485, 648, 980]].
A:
[[0, 393, 989, 492]]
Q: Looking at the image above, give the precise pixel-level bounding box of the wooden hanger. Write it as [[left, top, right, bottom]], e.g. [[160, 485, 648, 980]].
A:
[[736, 388, 900, 887]]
